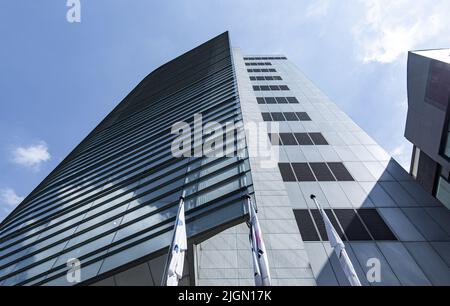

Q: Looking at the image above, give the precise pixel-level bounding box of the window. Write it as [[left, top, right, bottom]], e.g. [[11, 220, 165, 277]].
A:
[[253, 97, 297, 104], [250, 76, 256, 81], [279, 133, 298, 145], [268, 133, 281, 145], [256, 97, 265, 104], [294, 209, 396, 242], [287, 97, 299, 104], [283, 112, 298, 121], [358, 209, 397, 240], [291, 163, 316, 181], [269, 68, 276, 72], [310, 209, 346, 241], [295, 112, 311, 121], [252, 85, 289, 91], [271, 112, 285, 121], [278, 163, 297, 182], [275, 97, 288, 104], [327, 162, 354, 181], [436, 172, 450, 210], [269, 132, 327, 146], [261, 113, 272, 121], [309, 132, 328, 145], [265, 97, 276, 104], [260, 112, 311, 122], [278, 162, 353, 182], [269, 85, 280, 91], [293, 210, 320, 241], [256, 76, 265, 81], [334, 209, 371, 240], [309, 163, 335, 181], [294, 133, 314, 145]]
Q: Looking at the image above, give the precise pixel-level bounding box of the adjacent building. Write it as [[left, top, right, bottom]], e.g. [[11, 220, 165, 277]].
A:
[[1, 33, 449, 286], [405, 49, 450, 209]]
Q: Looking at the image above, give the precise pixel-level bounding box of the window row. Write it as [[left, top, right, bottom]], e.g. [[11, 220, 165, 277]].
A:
[[257, 96, 299, 104], [245, 62, 272, 66], [262, 112, 311, 122], [268, 132, 328, 146], [250, 76, 282, 81], [244, 56, 286, 60], [247, 68, 277, 73], [293, 209, 397, 242], [278, 162, 354, 182], [253, 85, 289, 91]]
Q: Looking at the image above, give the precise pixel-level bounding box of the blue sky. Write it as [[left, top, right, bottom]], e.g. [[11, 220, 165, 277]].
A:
[[1, 0, 449, 221]]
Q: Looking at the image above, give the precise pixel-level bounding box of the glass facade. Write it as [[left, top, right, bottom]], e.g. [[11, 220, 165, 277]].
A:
[[0, 32, 253, 286]]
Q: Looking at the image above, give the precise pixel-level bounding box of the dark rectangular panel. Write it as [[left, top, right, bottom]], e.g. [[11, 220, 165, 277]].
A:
[[261, 113, 272, 122], [268, 133, 281, 145], [279, 85, 290, 90], [275, 97, 288, 104], [256, 97, 265, 104], [265, 97, 276, 104], [271, 112, 285, 121], [278, 163, 297, 182], [358, 209, 397, 240], [328, 163, 354, 181], [283, 112, 299, 121], [309, 133, 329, 145], [269, 85, 280, 91], [309, 163, 336, 181], [250, 76, 256, 81], [310, 209, 346, 241], [265, 76, 274, 80], [334, 209, 371, 240], [280, 133, 298, 145], [293, 210, 320, 241], [310, 209, 328, 241], [256, 76, 265, 81], [253, 86, 260, 91], [296, 112, 311, 121], [291, 163, 316, 181], [274, 76, 283, 80], [325, 209, 347, 240], [294, 133, 314, 145], [286, 97, 299, 104]]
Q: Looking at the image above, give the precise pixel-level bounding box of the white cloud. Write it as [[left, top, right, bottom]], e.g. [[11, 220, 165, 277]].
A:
[[12, 141, 51, 169], [353, 0, 450, 63], [0, 188, 24, 213]]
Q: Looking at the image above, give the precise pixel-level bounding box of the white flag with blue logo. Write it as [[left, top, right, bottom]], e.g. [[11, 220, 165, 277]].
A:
[[248, 197, 271, 286], [312, 195, 362, 286], [166, 197, 187, 286]]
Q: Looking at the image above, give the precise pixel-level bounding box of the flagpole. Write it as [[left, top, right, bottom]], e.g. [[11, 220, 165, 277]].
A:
[[310, 194, 362, 286], [161, 190, 186, 286], [246, 194, 271, 286]]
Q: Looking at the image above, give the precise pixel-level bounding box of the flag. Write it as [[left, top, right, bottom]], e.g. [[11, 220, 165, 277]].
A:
[[166, 196, 187, 286], [311, 195, 362, 286], [248, 196, 271, 286]]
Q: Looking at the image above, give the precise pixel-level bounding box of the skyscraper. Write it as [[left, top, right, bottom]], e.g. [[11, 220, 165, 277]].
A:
[[405, 49, 450, 210], [1, 33, 449, 286]]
